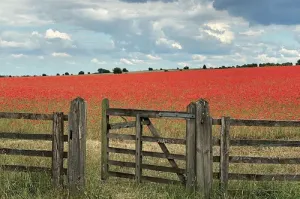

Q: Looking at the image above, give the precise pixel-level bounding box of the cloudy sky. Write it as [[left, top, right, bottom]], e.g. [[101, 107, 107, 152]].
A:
[[0, 0, 300, 75]]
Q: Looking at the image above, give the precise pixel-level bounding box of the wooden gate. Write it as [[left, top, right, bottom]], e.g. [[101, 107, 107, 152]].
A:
[[100, 99, 197, 185], [100, 98, 213, 198]]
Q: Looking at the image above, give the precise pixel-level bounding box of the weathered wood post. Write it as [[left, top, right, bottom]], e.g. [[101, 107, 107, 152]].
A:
[[68, 97, 87, 192], [195, 99, 213, 198], [220, 116, 230, 197], [186, 102, 196, 191], [101, 98, 109, 181], [135, 114, 143, 183], [52, 112, 64, 188]]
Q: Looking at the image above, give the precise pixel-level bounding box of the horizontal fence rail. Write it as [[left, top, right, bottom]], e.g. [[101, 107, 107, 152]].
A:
[[213, 138, 300, 147], [0, 98, 87, 193], [0, 148, 68, 158], [0, 112, 68, 121], [0, 132, 68, 141], [101, 98, 300, 199], [107, 108, 195, 119], [213, 118, 300, 127]]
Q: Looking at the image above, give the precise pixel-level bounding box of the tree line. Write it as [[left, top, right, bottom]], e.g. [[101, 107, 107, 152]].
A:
[[1, 59, 300, 78]]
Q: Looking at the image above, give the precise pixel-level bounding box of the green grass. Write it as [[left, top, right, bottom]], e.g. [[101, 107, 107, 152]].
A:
[[1, 117, 300, 198]]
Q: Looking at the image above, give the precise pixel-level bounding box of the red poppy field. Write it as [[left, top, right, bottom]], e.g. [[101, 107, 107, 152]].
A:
[[0, 66, 300, 119], [1, 66, 300, 122]]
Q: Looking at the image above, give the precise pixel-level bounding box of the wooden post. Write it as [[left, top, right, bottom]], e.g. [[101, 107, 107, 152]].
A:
[[68, 97, 87, 192], [195, 99, 213, 199], [186, 102, 196, 191], [101, 98, 109, 181], [220, 116, 230, 197], [52, 112, 64, 188], [135, 114, 143, 183]]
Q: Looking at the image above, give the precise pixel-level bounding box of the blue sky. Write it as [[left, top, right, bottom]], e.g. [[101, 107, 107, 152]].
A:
[[0, 0, 300, 76]]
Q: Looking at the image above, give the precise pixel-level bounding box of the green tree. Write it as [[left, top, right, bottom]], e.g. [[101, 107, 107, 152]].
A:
[[113, 67, 122, 74], [203, 64, 207, 69], [78, 71, 85, 75], [297, 59, 300, 65], [183, 66, 189, 70], [148, 67, 153, 71], [122, 68, 129, 73]]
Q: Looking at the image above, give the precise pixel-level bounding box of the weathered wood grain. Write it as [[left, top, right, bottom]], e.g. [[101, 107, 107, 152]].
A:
[[0, 148, 67, 158], [195, 99, 213, 199], [212, 118, 300, 127], [107, 108, 195, 119], [107, 147, 186, 160], [220, 116, 230, 196], [101, 98, 110, 181], [186, 102, 196, 191], [108, 160, 185, 174], [0, 112, 68, 121], [68, 97, 87, 192], [52, 112, 65, 188], [135, 114, 143, 183]]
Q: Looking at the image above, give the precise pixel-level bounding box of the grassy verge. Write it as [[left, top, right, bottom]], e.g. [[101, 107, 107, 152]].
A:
[[1, 117, 300, 198]]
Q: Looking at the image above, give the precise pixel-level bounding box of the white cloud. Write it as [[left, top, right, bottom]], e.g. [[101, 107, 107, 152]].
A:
[[146, 54, 161, 60], [52, 52, 71, 57], [120, 58, 134, 65], [202, 22, 235, 44], [0, 38, 27, 48], [280, 47, 300, 57], [45, 29, 71, 40], [91, 58, 106, 65], [256, 54, 278, 63], [192, 54, 206, 62], [11, 54, 27, 58], [156, 38, 182, 49]]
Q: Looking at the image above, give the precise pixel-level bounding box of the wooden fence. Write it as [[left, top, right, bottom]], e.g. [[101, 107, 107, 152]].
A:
[[100, 98, 300, 198], [0, 97, 87, 192]]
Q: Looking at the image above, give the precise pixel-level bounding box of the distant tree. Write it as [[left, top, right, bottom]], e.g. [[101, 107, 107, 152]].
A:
[[183, 66, 189, 70], [78, 71, 85, 75], [164, 69, 168, 72], [56, 73, 60, 76], [122, 68, 129, 73], [113, 67, 122, 74], [297, 59, 300, 65], [42, 74, 47, 76], [65, 72, 70, 75], [98, 68, 110, 74], [148, 67, 153, 71], [177, 67, 179, 70], [203, 64, 207, 69], [160, 68, 163, 70], [88, 72, 91, 74]]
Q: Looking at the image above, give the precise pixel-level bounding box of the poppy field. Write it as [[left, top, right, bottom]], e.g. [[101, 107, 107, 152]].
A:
[[0, 66, 300, 121]]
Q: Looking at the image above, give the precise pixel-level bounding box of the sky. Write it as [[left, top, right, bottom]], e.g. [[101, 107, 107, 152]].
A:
[[0, 0, 300, 76]]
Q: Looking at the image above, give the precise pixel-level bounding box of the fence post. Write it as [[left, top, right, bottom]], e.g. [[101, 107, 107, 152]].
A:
[[195, 99, 213, 199], [52, 112, 64, 188], [186, 102, 196, 191], [68, 97, 87, 193], [135, 114, 143, 183], [220, 116, 230, 197], [101, 98, 109, 181]]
